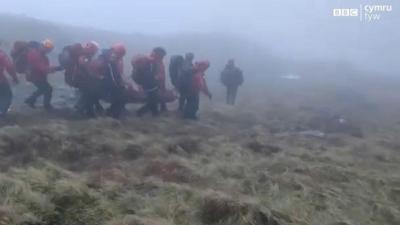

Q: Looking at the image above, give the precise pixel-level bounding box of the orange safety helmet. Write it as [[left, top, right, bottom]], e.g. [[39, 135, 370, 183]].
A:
[[41, 39, 54, 51]]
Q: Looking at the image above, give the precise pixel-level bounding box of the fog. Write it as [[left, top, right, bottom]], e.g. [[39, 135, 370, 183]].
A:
[[0, 0, 399, 75], [2, 3, 400, 224]]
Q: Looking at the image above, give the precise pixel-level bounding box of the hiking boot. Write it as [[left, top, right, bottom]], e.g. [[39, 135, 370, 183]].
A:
[[44, 104, 54, 112], [85, 110, 96, 118], [183, 114, 198, 120], [24, 98, 36, 108], [95, 103, 104, 115]]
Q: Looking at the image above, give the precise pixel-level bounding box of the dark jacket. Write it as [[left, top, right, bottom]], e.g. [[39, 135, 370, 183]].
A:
[[221, 66, 244, 87], [177, 59, 195, 92]]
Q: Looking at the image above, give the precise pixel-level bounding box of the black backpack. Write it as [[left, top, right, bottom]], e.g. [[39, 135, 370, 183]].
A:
[[58, 46, 73, 68], [131, 56, 158, 88], [58, 44, 86, 68], [179, 62, 195, 91], [169, 55, 184, 87]]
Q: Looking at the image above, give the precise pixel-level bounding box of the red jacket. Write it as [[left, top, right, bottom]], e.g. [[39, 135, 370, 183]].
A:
[[0, 50, 17, 83], [64, 44, 96, 87], [89, 54, 124, 86], [26, 48, 52, 82], [149, 54, 166, 90], [192, 61, 210, 96]]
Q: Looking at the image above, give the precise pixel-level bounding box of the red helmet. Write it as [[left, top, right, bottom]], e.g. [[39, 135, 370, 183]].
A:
[[111, 43, 126, 58], [84, 41, 99, 56]]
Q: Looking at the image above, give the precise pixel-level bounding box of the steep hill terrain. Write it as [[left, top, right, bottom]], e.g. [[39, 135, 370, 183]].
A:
[[0, 14, 400, 225]]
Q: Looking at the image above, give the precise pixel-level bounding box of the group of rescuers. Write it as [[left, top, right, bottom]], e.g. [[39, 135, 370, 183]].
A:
[[0, 39, 244, 120]]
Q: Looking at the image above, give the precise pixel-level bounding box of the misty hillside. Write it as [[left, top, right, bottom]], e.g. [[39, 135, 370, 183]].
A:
[[1, 14, 400, 225], [0, 14, 282, 82], [0, 14, 371, 86]]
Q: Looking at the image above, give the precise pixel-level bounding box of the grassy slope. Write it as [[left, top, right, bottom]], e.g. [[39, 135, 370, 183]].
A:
[[0, 14, 400, 225]]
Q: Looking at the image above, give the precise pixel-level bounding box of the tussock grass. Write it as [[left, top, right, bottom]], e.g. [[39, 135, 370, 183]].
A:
[[0, 26, 400, 224], [1, 111, 400, 225], [0, 164, 118, 225]]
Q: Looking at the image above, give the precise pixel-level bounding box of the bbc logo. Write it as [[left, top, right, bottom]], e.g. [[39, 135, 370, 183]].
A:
[[333, 8, 359, 17]]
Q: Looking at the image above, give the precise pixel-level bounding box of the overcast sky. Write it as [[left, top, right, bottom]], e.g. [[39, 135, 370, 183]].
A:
[[0, 0, 330, 34], [1, 0, 399, 74], [2, 0, 396, 34]]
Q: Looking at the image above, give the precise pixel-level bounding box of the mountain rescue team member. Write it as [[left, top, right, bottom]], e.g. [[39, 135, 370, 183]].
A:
[[60, 41, 100, 116], [155, 49, 168, 113], [169, 55, 184, 106], [62, 43, 86, 87], [183, 60, 212, 120], [89, 43, 127, 118], [62, 41, 99, 88], [135, 47, 167, 117], [220, 59, 243, 105], [178, 52, 195, 112], [24, 39, 62, 110], [107, 43, 127, 118], [0, 49, 19, 117], [79, 41, 102, 116]]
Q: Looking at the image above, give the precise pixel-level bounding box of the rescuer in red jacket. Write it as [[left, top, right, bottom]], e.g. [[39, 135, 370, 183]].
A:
[[88, 43, 127, 118], [62, 41, 99, 88], [152, 48, 168, 113], [60, 41, 101, 116], [0, 49, 19, 116], [183, 60, 212, 120], [24, 39, 62, 110], [134, 47, 167, 117]]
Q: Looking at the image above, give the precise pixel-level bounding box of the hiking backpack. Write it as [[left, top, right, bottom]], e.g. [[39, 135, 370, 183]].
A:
[[131, 55, 154, 86], [168, 55, 184, 87], [10, 41, 40, 74], [58, 44, 84, 68]]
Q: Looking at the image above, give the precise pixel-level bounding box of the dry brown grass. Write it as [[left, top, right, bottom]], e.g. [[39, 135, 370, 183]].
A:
[[0, 70, 400, 225]]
